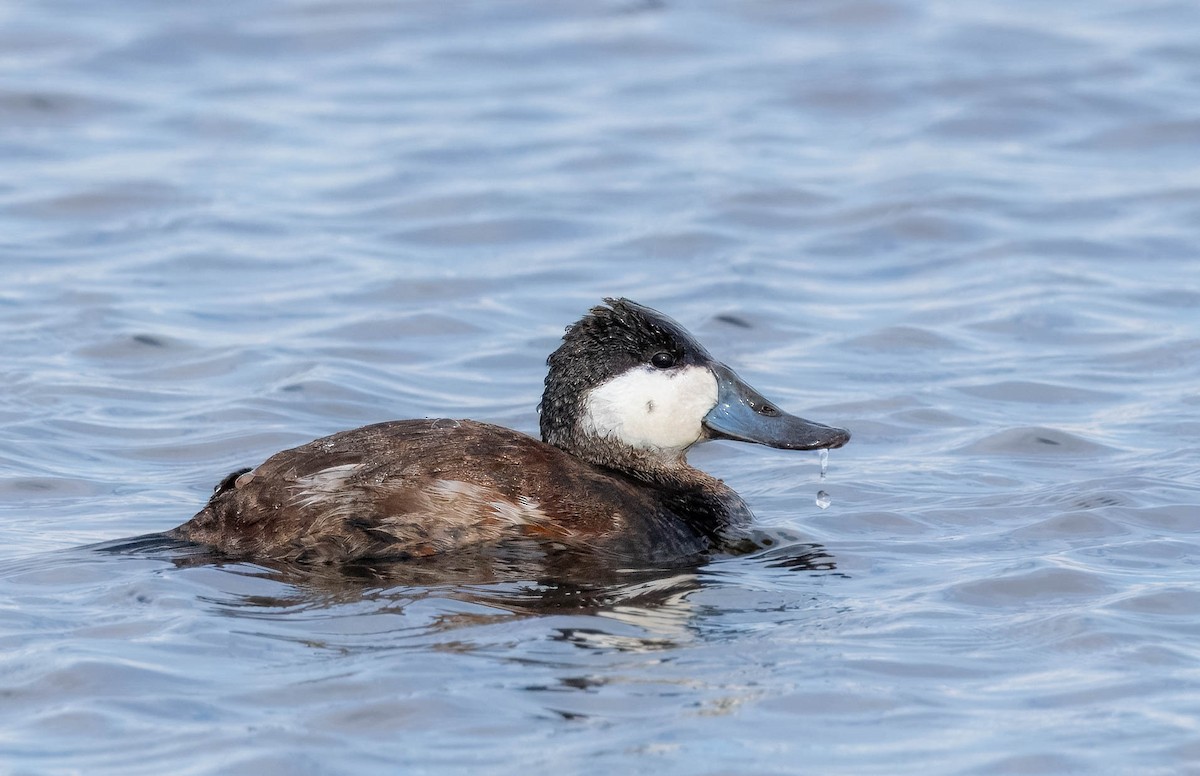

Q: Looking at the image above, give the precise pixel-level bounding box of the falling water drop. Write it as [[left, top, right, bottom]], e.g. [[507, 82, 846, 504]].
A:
[[816, 449, 831, 508]]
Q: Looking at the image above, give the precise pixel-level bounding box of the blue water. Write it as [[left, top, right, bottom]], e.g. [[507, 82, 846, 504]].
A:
[[3, 1, 1199, 773]]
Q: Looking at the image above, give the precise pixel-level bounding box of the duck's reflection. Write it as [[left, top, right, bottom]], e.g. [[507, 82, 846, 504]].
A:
[[89, 531, 839, 652]]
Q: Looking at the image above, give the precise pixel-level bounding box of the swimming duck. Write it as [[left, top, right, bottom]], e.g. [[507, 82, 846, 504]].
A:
[[170, 299, 849, 563]]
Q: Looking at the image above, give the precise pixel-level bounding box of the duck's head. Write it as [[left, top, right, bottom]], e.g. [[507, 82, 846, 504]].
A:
[[539, 298, 849, 475]]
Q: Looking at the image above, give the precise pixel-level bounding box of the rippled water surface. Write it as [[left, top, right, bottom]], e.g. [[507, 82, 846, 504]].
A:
[[3, 1, 1199, 773]]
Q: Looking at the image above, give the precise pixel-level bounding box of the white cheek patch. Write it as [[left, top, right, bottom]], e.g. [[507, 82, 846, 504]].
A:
[[581, 365, 718, 451]]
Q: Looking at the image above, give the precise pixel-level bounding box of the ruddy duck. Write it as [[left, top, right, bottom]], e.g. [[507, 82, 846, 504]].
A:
[[170, 299, 849, 563]]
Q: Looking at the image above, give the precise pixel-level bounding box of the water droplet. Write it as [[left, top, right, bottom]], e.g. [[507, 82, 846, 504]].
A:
[[819, 448, 828, 481], [815, 490, 831, 510]]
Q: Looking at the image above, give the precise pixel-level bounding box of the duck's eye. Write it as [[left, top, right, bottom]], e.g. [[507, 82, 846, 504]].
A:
[[651, 351, 676, 369]]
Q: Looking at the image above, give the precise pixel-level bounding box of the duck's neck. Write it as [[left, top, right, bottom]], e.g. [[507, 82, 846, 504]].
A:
[[597, 438, 689, 479], [553, 434, 730, 495], [548, 432, 752, 537]]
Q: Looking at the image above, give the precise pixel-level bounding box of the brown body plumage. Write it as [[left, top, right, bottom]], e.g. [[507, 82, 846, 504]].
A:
[[171, 419, 742, 563]]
